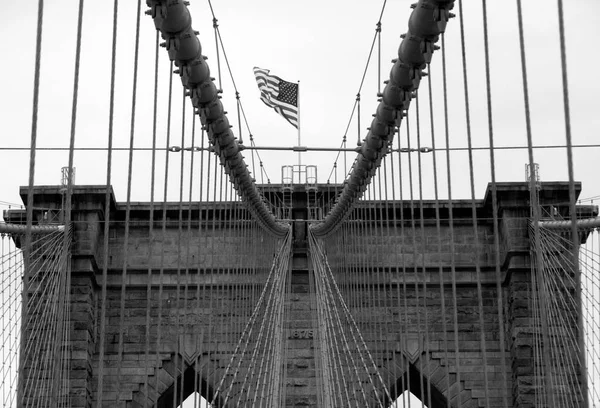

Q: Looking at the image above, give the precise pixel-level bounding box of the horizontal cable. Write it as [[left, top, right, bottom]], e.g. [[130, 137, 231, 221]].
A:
[[1, 143, 599, 152]]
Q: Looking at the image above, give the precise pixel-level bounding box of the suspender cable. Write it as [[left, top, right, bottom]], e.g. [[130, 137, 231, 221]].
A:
[[141, 29, 160, 405], [141, 29, 160, 406], [19, 0, 44, 403], [515, 0, 554, 403], [153, 59, 175, 406], [557, 0, 588, 403], [405, 112, 428, 403], [457, 1, 491, 404], [115, 0, 142, 394], [52, 0, 85, 401], [425, 60, 453, 408], [415, 92, 434, 408], [173, 87, 187, 407], [481, 1, 509, 404], [95, 0, 119, 403], [194, 136, 209, 402], [441, 32, 462, 408]]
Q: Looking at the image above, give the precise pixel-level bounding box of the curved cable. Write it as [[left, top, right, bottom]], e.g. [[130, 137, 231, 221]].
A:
[[312, 0, 456, 237], [146, 0, 288, 237]]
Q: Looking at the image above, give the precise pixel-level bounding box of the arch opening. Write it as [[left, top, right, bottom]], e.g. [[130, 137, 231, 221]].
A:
[[388, 363, 450, 408], [157, 365, 221, 408]]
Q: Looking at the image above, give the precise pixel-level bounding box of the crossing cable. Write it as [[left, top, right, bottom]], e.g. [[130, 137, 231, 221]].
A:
[[211, 231, 291, 406], [325, 270, 354, 407], [539, 228, 600, 367], [1, 234, 21, 406], [146, 0, 286, 237], [94, 0, 119, 403], [211, 226, 280, 404], [531, 225, 591, 405], [314, 226, 339, 405], [21, 229, 72, 405], [10, 229, 66, 405], [457, 0, 492, 403], [313, 0, 456, 237], [332, 218, 365, 406], [537, 244, 579, 406], [322, 220, 340, 406], [538, 249, 585, 406], [245, 222, 275, 407], [317, 254, 359, 406], [310, 231, 393, 405], [480, 1, 510, 405], [312, 233, 369, 406], [315, 229, 361, 405], [24, 246, 61, 406], [529, 253, 544, 407]]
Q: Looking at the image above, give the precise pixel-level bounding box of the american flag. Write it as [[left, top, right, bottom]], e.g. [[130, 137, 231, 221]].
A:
[[253, 67, 298, 129]]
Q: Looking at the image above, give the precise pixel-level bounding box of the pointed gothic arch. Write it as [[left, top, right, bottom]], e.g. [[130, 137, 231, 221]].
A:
[[389, 363, 451, 408], [157, 365, 222, 408]]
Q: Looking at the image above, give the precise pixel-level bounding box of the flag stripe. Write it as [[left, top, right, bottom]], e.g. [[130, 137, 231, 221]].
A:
[[253, 67, 298, 129]]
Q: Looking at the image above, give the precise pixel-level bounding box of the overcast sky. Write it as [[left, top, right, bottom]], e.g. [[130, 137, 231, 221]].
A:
[[1, 0, 599, 206]]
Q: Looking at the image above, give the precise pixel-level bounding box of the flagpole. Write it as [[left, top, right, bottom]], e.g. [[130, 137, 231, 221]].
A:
[[297, 80, 301, 166]]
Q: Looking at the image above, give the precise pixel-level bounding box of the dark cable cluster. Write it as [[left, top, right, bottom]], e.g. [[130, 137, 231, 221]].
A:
[[145, 0, 288, 237], [311, 0, 455, 237]]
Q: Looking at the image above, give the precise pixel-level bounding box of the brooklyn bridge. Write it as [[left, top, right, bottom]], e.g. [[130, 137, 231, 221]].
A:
[[1, 0, 599, 407]]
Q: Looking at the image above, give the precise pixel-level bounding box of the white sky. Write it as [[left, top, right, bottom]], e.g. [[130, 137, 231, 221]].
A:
[[0, 0, 599, 406], [0, 0, 599, 205]]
